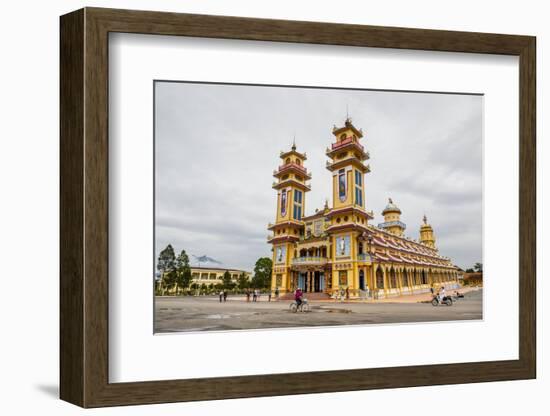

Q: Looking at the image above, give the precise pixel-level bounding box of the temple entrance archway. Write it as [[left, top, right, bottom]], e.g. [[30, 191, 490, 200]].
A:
[[359, 270, 366, 290]]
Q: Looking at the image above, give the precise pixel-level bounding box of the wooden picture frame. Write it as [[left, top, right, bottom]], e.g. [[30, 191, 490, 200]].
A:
[[60, 7, 536, 408]]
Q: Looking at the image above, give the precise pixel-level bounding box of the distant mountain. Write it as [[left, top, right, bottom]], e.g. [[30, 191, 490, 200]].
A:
[[192, 254, 223, 265]]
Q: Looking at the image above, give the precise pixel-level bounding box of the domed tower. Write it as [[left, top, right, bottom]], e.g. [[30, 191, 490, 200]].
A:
[[378, 198, 406, 237], [419, 214, 436, 248]]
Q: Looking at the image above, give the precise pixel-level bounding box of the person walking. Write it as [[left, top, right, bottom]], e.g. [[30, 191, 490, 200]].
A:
[[245, 290, 250, 302], [223, 290, 228, 302], [219, 290, 223, 303], [275, 287, 279, 300]]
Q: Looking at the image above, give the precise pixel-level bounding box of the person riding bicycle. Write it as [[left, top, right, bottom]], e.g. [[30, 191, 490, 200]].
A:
[[294, 287, 304, 309]]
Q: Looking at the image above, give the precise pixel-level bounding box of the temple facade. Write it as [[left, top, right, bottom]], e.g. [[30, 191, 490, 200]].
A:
[[267, 118, 459, 299]]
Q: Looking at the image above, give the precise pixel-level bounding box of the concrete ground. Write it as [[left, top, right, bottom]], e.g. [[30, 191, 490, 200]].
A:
[[154, 288, 483, 333]]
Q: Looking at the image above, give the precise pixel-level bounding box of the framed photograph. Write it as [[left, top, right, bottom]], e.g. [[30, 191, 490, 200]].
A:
[[60, 7, 536, 408]]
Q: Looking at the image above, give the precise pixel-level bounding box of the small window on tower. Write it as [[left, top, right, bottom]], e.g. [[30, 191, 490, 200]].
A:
[[354, 170, 363, 207], [293, 190, 303, 220]]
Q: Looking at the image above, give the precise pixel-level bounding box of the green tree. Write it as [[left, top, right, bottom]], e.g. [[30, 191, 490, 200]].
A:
[[474, 262, 483, 273], [237, 272, 249, 291], [175, 249, 192, 295], [222, 270, 235, 290], [157, 244, 176, 295], [465, 268, 474, 273], [252, 257, 273, 289]]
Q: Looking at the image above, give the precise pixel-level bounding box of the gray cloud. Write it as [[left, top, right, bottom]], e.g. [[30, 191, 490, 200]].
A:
[[155, 82, 482, 270]]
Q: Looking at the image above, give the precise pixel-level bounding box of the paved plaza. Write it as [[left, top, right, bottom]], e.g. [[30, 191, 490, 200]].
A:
[[154, 289, 483, 333]]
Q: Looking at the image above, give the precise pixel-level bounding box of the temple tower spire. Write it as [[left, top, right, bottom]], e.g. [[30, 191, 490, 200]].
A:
[[267, 143, 311, 293], [325, 119, 373, 292], [419, 214, 436, 248], [326, 118, 370, 210]]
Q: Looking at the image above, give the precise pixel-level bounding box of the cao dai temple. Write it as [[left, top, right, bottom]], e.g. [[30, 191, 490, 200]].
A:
[[267, 118, 459, 299]]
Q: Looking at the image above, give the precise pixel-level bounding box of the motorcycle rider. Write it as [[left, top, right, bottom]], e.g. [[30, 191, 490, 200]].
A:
[[438, 286, 446, 303]]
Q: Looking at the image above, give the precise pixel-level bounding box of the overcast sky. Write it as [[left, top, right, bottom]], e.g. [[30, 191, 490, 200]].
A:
[[155, 81, 482, 272]]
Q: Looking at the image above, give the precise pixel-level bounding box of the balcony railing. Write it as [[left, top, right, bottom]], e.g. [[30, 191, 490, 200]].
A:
[[277, 162, 307, 174], [292, 256, 328, 266], [378, 220, 407, 230], [330, 137, 364, 151]]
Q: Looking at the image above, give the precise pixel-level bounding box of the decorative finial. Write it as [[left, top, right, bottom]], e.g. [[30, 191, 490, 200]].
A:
[[291, 135, 296, 151], [423, 214, 427, 224], [388, 197, 393, 204], [344, 105, 352, 125], [324, 198, 329, 210]]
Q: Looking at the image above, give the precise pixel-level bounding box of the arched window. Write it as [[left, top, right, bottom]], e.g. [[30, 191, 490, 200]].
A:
[[376, 267, 384, 288], [390, 267, 397, 288], [295, 159, 301, 165], [285, 157, 290, 164]]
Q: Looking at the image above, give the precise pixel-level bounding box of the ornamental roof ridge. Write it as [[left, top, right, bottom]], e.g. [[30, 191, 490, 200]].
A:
[[332, 118, 364, 138], [369, 224, 451, 261], [280, 147, 307, 160]]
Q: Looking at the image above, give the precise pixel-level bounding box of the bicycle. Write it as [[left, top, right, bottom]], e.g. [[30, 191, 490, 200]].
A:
[[289, 298, 310, 313]]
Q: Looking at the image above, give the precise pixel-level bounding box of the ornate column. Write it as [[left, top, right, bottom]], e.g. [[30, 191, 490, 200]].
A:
[[382, 267, 390, 297]]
